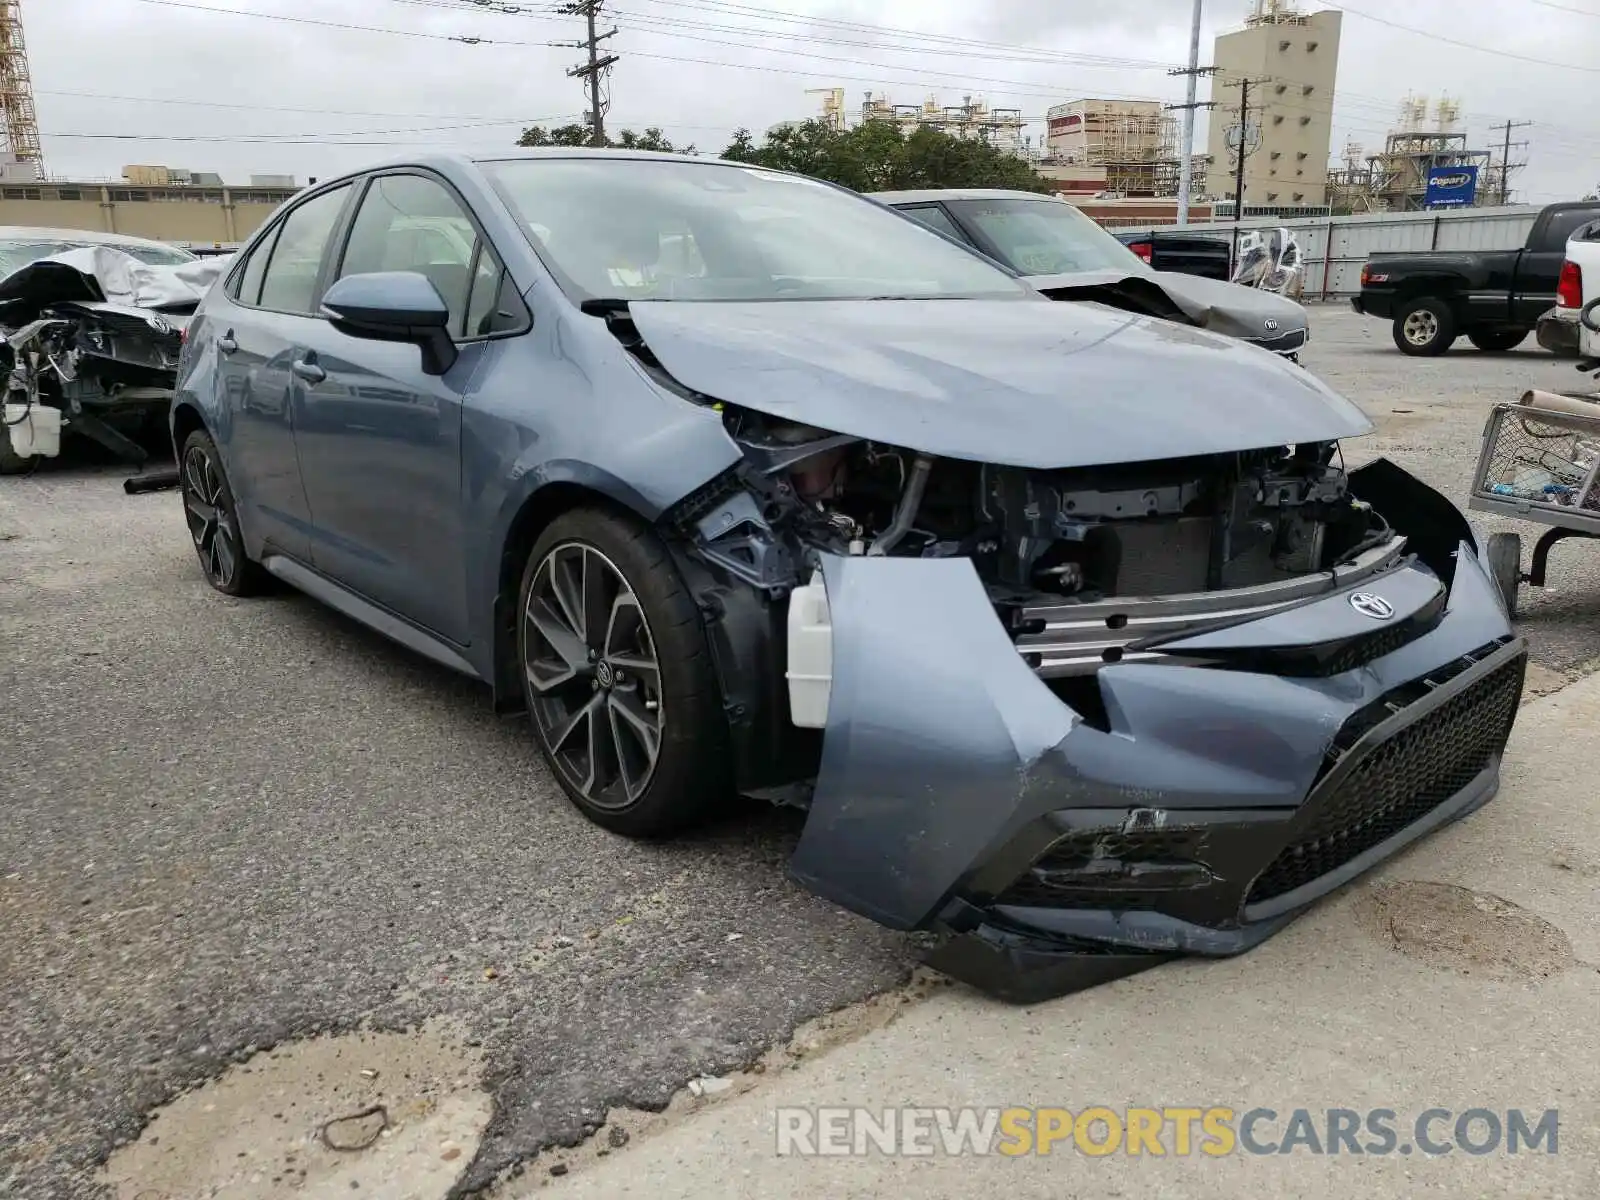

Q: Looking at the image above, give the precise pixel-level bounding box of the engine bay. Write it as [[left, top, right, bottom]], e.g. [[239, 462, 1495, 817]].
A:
[[693, 405, 1395, 615]]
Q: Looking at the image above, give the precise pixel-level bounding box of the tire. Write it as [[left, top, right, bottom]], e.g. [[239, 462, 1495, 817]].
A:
[[0, 434, 33, 475], [1487, 532, 1522, 620], [1393, 297, 1457, 356], [1468, 329, 1528, 353], [517, 507, 730, 838], [179, 429, 270, 597]]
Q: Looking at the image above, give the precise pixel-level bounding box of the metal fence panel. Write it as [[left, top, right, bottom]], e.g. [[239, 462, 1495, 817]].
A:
[[1110, 206, 1545, 301]]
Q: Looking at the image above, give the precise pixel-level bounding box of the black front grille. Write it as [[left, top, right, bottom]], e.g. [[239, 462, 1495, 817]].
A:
[[1246, 648, 1525, 905], [1314, 620, 1425, 676]]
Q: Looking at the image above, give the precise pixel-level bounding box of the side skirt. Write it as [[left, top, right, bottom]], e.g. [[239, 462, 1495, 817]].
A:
[[261, 554, 484, 681]]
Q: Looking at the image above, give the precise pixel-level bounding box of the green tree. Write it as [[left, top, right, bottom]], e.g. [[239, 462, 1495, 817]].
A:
[[516, 125, 694, 154], [717, 121, 1055, 194], [517, 124, 593, 147]]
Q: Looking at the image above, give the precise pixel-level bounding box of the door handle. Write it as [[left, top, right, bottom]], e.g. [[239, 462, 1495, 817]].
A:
[[217, 331, 238, 355], [291, 357, 326, 384]]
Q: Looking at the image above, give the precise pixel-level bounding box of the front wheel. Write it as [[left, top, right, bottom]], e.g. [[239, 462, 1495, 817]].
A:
[[518, 507, 730, 838], [0, 435, 34, 475], [1393, 297, 1457, 356], [1468, 329, 1528, 353]]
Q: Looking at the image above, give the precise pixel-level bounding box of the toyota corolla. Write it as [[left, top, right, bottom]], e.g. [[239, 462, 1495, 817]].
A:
[[172, 150, 1526, 1002]]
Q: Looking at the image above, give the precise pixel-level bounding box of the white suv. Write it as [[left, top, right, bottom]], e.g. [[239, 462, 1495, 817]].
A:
[[1565, 219, 1600, 359]]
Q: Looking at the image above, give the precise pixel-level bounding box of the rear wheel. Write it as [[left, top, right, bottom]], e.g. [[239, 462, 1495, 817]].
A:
[[180, 430, 269, 596], [518, 507, 729, 838], [1487, 532, 1522, 619], [1468, 329, 1528, 353], [1393, 297, 1457, 356]]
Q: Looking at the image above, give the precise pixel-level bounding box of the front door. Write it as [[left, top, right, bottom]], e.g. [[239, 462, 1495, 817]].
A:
[[290, 171, 502, 646]]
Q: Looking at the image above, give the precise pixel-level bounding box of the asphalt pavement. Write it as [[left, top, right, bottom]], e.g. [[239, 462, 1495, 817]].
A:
[[535, 666, 1600, 1199], [3, 304, 1599, 1198]]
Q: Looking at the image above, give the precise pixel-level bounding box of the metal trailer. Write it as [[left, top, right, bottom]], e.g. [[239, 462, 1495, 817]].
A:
[[1469, 399, 1600, 617]]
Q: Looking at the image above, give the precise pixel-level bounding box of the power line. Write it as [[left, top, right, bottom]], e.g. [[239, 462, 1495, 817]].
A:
[[1323, 1, 1600, 74], [130, 0, 508, 41], [1528, 0, 1600, 14], [36, 89, 548, 124], [115, 0, 1600, 173]]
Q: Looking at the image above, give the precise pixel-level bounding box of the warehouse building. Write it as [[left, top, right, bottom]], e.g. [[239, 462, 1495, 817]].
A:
[[0, 161, 300, 249]]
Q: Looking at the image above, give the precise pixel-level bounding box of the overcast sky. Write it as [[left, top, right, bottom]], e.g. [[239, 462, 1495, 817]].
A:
[[25, 0, 1600, 202]]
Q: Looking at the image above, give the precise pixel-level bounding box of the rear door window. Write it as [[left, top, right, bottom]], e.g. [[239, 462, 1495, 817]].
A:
[[233, 225, 278, 306], [256, 183, 353, 314]]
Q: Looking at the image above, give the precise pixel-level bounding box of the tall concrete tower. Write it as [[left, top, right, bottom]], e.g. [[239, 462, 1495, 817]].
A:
[[1204, 2, 1341, 209]]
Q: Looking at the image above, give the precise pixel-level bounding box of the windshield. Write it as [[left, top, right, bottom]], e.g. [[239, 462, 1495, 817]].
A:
[[947, 197, 1146, 276], [0, 238, 196, 278], [480, 157, 1032, 302]]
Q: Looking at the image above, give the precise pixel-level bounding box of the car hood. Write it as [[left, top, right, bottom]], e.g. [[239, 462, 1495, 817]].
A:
[[625, 298, 1368, 470], [1025, 268, 1308, 341]]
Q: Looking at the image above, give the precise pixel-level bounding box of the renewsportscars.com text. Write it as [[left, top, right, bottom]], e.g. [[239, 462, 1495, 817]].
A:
[[774, 1106, 1560, 1158]]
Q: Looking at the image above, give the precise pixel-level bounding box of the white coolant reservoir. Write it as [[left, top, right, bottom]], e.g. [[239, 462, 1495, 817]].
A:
[[786, 572, 833, 729], [5, 402, 61, 458]]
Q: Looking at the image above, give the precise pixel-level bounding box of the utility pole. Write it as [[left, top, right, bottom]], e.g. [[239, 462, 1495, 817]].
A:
[[1490, 119, 1532, 206], [558, 0, 617, 147], [1220, 76, 1265, 271], [1166, 0, 1214, 227]]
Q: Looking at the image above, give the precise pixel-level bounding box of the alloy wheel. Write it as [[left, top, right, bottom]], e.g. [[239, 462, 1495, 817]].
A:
[[523, 542, 665, 810], [181, 444, 240, 589], [1404, 310, 1439, 346]]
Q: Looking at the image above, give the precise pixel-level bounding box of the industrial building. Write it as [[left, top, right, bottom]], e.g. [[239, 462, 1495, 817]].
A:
[[0, 162, 300, 247], [1326, 95, 1511, 212], [855, 91, 1028, 158], [1204, 1, 1343, 208], [1042, 99, 1179, 198]]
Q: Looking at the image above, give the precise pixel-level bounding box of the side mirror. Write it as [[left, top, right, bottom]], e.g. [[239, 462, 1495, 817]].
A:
[[320, 271, 458, 376]]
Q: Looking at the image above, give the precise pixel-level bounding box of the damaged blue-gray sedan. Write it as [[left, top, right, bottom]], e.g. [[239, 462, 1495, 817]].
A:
[[173, 150, 1527, 1002]]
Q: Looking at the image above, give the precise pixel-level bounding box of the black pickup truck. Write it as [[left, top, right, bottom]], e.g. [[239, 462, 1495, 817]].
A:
[[1352, 200, 1600, 356], [1113, 228, 1233, 281]]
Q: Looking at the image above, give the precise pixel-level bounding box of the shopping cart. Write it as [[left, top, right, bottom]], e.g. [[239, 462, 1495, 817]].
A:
[[1468, 396, 1600, 616]]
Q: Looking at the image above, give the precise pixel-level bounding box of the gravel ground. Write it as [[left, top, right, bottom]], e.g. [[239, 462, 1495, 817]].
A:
[[1307, 305, 1600, 676], [3, 304, 1598, 1198]]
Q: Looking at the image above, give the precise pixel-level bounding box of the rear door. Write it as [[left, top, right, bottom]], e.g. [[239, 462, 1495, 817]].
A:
[[291, 170, 525, 645], [208, 182, 356, 560]]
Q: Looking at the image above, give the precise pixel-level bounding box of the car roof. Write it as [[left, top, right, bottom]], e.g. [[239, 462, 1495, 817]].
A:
[[306, 147, 780, 184], [867, 188, 1063, 205], [0, 225, 192, 252]]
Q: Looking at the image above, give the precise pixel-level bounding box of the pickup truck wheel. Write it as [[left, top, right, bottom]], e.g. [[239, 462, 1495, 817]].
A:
[[1468, 330, 1528, 353], [1393, 297, 1457, 356]]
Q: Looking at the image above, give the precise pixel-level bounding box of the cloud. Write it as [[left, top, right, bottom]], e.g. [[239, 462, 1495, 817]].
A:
[[21, 0, 1599, 201]]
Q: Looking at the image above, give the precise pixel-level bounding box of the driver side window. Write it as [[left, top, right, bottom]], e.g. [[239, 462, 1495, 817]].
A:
[[338, 173, 480, 333]]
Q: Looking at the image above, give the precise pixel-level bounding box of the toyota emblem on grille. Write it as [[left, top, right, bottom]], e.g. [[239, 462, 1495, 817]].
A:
[[1349, 592, 1395, 621], [1264, 318, 1280, 332]]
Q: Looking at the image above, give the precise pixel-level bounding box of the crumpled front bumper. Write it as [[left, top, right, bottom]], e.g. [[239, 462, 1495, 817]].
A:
[[788, 519, 1526, 1004]]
